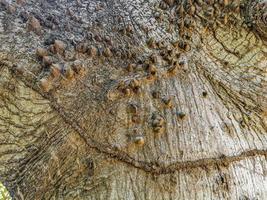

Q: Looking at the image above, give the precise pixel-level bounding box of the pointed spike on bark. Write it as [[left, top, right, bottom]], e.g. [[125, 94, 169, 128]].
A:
[[133, 136, 145, 146], [27, 15, 42, 34], [123, 88, 131, 96], [126, 63, 136, 72], [39, 78, 52, 92], [147, 37, 157, 49], [176, 111, 186, 119], [42, 56, 54, 66], [64, 65, 75, 80], [36, 47, 48, 58], [53, 40, 66, 55], [148, 64, 157, 76], [103, 47, 112, 57], [128, 102, 139, 114], [50, 63, 61, 78], [162, 96, 173, 108], [72, 60, 86, 76]]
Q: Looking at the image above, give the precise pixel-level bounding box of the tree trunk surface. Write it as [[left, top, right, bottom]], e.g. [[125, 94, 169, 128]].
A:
[[0, 0, 266, 199]]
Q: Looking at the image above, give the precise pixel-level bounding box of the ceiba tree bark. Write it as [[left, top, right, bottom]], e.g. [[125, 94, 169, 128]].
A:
[[0, 0, 266, 199]]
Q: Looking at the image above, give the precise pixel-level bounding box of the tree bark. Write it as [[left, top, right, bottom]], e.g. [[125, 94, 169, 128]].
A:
[[0, 0, 266, 199]]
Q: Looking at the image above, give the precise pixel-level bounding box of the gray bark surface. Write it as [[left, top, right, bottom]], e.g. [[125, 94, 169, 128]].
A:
[[0, 0, 267, 199]]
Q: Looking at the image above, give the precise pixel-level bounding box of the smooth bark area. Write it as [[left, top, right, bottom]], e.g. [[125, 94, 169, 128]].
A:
[[0, 0, 266, 199]]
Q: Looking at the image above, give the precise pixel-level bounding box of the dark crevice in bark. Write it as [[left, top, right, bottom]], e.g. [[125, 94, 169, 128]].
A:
[[1, 63, 266, 176]]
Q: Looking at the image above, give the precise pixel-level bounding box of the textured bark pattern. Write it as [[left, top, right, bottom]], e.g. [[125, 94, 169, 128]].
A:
[[0, 0, 266, 199]]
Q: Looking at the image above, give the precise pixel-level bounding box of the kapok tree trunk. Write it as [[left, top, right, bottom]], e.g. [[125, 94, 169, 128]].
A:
[[0, 0, 267, 199]]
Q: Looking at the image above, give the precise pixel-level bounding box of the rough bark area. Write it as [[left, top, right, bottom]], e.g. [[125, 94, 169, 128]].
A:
[[0, 0, 266, 199]]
